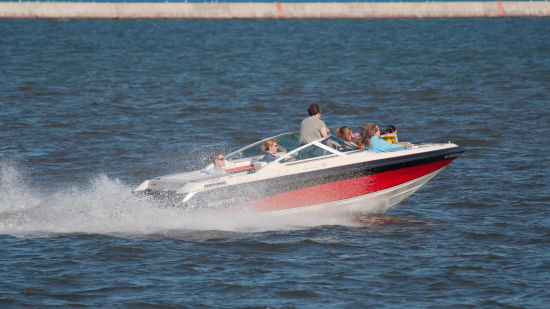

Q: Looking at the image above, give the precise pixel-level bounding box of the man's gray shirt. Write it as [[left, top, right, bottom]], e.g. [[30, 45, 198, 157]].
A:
[[299, 116, 326, 145]]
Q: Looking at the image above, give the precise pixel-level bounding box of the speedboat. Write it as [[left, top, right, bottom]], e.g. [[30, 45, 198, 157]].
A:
[[134, 132, 464, 216]]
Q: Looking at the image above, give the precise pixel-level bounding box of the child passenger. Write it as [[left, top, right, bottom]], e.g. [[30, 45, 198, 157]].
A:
[[380, 125, 412, 149], [353, 123, 369, 140], [357, 123, 410, 153], [335, 126, 358, 146]]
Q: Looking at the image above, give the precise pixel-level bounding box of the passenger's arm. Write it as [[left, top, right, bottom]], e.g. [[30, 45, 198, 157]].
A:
[[372, 137, 407, 152], [396, 141, 412, 149], [384, 143, 407, 152], [320, 126, 329, 137]]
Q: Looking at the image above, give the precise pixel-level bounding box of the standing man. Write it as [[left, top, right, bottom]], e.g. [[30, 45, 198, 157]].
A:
[[298, 104, 330, 145]]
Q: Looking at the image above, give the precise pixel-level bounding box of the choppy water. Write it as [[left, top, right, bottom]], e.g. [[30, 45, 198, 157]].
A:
[[1, 18, 549, 308]]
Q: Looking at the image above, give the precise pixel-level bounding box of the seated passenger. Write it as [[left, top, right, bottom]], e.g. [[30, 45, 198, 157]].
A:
[[358, 123, 410, 153], [202, 152, 233, 175], [356, 123, 372, 149], [380, 125, 413, 148], [379, 126, 394, 143], [260, 139, 279, 162], [353, 123, 369, 140], [335, 126, 358, 147]]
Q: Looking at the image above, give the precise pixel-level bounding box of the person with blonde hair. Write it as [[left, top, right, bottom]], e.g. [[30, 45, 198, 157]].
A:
[[357, 123, 410, 153], [260, 139, 279, 162]]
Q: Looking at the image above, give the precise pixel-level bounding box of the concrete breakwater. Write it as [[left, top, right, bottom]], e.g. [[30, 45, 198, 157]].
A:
[[1, 2, 550, 19]]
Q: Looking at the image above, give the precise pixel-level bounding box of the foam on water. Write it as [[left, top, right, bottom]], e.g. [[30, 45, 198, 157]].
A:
[[0, 163, 353, 238]]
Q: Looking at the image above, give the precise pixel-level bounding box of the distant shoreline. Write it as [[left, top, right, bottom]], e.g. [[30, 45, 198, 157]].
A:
[[1, 2, 550, 19]]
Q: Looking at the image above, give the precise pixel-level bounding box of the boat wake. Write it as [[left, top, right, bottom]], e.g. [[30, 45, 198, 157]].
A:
[[1, 164, 361, 239]]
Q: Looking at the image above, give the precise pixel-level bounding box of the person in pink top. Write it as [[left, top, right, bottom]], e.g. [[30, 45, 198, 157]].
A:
[[335, 126, 358, 146]]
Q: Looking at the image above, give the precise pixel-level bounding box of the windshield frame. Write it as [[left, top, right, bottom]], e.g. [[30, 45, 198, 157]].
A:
[[226, 132, 362, 165], [276, 134, 362, 164], [225, 132, 301, 162]]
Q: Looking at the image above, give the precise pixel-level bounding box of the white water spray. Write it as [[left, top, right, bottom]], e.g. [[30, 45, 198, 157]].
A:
[[0, 163, 354, 238]]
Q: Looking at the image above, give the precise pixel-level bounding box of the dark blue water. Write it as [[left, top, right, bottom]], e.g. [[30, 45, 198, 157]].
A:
[[1, 19, 549, 307]]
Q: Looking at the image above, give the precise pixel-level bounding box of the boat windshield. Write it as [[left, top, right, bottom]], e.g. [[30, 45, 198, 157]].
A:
[[226, 133, 358, 163], [325, 135, 360, 153], [280, 135, 360, 163], [226, 132, 301, 162]]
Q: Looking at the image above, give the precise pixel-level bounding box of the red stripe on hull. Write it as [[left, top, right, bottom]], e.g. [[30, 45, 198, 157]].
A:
[[225, 164, 254, 173], [249, 158, 455, 212]]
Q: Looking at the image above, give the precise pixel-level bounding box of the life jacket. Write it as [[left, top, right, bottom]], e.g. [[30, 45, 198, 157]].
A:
[[380, 133, 397, 144]]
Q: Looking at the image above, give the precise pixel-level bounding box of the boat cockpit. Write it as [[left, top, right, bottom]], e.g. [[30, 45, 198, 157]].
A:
[[224, 132, 362, 173]]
